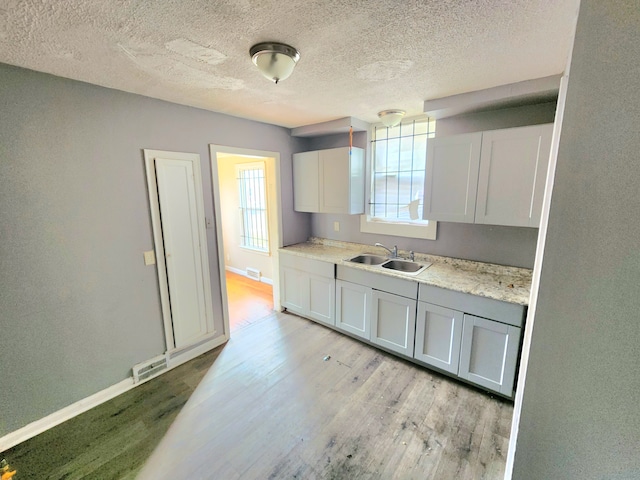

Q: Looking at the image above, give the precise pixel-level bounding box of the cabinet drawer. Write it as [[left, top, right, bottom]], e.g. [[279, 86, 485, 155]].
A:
[[280, 252, 335, 278], [418, 284, 525, 327], [337, 265, 418, 299]]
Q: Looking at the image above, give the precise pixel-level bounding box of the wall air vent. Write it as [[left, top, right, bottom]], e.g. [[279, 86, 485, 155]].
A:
[[246, 267, 261, 281], [132, 354, 168, 384]]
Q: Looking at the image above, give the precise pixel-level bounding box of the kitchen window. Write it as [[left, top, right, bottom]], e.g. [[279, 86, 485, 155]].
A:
[[361, 116, 437, 240], [237, 162, 269, 252]]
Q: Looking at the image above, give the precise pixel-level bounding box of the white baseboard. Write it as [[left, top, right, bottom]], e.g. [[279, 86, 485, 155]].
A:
[[225, 266, 273, 285], [166, 334, 228, 369], [0, 334, 228, 452], [0, 377, 135, 452]]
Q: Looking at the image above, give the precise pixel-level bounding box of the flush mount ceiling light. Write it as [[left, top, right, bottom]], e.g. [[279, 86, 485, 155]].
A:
[[378, 109, 406, 128], [250, 42, 300, 84]]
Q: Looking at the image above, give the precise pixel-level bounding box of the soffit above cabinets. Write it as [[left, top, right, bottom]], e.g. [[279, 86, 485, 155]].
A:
[[291, 117, 370, 138], [424, 75, 561, 119]]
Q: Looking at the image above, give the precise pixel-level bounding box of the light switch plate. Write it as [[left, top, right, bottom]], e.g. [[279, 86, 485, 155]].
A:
[[143, 250, 156, 266]]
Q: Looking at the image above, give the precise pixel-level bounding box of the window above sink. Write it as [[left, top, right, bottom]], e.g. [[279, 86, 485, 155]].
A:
[[361, 115, 437, 240]]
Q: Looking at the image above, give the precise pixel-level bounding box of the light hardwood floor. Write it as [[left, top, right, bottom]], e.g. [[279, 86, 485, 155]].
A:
[[3, 308, 512, 479], [226, 271, 274, 332], [139, 312, 513, 479]]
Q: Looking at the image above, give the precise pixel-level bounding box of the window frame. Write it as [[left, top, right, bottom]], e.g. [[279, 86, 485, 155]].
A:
[[361, 116, 437, 240], [236, 161, 270, 254]]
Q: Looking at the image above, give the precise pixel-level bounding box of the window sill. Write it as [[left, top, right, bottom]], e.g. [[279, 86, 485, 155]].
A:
[[239, 245, 271, 256], [359, 215, 437, 240]]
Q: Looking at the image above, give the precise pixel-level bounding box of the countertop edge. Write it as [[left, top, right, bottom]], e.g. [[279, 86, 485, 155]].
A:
[[279, 240, 532, 306]]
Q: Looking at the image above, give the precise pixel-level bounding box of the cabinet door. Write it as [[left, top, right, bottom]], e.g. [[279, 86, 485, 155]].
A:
[[458, 314, 521, 397], [414, 302, 463, 374], [423, 132, 482, 223], [335, 279, 371, 340], [293, 151, 319, 212], [475, 124, 553, 227], [307, 273, 335, 326], [370, 290, 417, 357], [319, 148, 349, 214], [319, 147, 364, 214], [280, 265, 307, 316]]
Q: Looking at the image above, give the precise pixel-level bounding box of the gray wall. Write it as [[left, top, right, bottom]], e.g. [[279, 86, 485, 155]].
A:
[[0, 63, 308, 436], [308, 104, 556, 268], [512, 1, 640, 478]]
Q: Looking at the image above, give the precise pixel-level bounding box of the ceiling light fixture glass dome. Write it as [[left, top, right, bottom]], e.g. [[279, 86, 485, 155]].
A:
[[378, 109, 406, 128], [250, 42, 300, 84]]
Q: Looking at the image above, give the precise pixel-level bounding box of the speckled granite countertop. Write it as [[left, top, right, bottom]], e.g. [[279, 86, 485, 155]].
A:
[[280, 238, 532, 306]]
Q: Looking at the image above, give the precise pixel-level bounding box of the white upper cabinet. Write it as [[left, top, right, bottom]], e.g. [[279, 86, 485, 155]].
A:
[[293, 146, 365, 214], [475, 124, 553, 227], [424, 132, 482, 223], [423, 123, 553, 227], [293, 150, 319, 213]]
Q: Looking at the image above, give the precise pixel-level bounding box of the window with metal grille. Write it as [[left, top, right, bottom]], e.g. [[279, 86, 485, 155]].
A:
[[370, 116, 436, 222], [237, 162, 269, 252]]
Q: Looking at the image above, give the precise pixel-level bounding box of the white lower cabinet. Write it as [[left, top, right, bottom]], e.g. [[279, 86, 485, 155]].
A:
[[335, 266, 418, 356], [417, 284, 525, 398], [280, 266, 306, 314], [335, 279, 371, 339], [414, 302, 464, 374], [307, 273, 336, 326], [280, 254, 525, 399], [458, 314, 521, 396], [280, 253, 335, 327], [371, 290, 416, 357]]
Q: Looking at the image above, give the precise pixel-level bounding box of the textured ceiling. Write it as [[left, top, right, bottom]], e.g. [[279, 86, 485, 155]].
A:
[[0, 0, 579, 128]]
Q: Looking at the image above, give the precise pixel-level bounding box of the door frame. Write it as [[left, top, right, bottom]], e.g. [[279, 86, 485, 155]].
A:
[[144, 149, 216, 352], [209, 145, 283, 336]]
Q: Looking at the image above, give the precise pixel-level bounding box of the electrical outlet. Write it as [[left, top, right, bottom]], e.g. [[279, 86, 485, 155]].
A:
[[143, 250, 156, 266], [334, 221, 340, 232], [205, 217, 213, 229]]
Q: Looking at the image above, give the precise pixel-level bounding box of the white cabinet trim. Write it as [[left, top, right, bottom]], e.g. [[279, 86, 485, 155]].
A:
[[414, 302, 464, 374], [370, 290, 417, 357], [424, 132, 483, 223], [335, 279, 371, 339], [458, 314, 521, 396]]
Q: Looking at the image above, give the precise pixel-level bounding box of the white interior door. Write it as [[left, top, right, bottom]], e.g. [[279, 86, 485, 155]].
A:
[[155, 158, 208, 348], [144, 149, 215, 352]]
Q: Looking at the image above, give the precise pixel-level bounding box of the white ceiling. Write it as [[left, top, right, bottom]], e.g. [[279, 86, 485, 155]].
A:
[[0, 0, 579, 128]]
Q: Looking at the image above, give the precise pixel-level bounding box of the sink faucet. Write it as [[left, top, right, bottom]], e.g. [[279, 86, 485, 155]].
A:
[[375, 242, 398, 258]]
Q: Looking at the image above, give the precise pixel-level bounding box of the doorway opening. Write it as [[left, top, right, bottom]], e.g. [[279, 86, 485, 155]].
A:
[[209, 145, 282, 337]]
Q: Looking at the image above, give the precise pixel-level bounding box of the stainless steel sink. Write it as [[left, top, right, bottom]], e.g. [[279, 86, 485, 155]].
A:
[[347, 254, 431, 275], [381, 259, 430, 275], [347, 254, 387, 265]]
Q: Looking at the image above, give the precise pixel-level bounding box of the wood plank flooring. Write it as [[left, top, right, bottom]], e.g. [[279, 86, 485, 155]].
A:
[[226, 271, 274, 332], [1, 348, 222, 480], [139, 312, 513, 479], [3, 311, 512, 479]]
